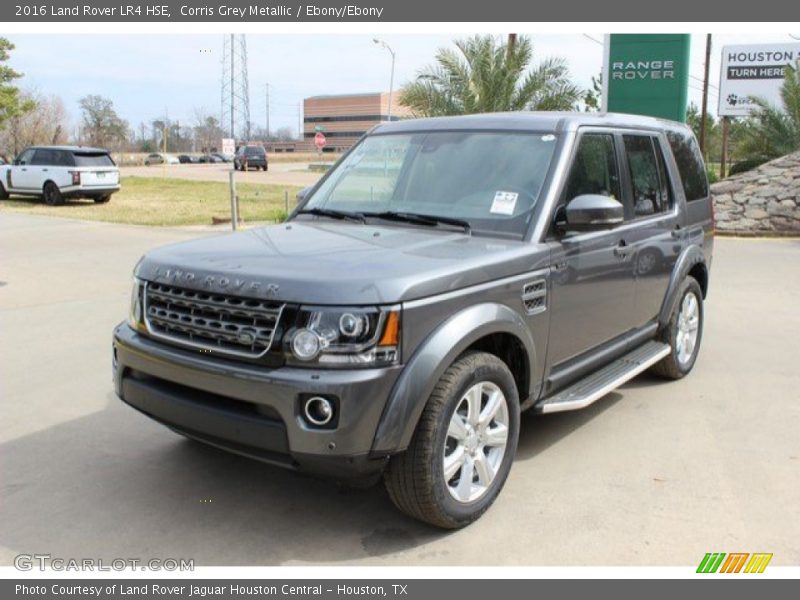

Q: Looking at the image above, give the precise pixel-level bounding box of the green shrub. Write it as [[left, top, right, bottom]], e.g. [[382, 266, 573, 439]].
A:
[[729, 158, 768, 176]]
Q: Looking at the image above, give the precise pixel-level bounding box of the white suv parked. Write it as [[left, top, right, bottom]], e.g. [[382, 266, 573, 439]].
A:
[[0, 146, 120, 205]]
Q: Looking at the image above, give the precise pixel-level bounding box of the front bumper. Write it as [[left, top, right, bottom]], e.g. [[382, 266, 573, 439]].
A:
[[112, 323, 401, 479]]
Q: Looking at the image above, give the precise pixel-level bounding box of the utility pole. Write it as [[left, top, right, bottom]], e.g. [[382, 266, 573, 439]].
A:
[[700, 34, 711, 155], [230, 34, 234, 140], [720, 116, 729, 179], [220, 34, 250, 143], [265, 83, 270, 139]]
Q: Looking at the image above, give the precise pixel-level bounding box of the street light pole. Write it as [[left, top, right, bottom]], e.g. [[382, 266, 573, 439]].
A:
[[373, 38, 396, 121]]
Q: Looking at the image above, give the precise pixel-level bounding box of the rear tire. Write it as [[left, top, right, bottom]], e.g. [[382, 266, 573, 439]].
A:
[[651, 276, 704, 379], [94, 194, 112, 204], [43, 181, 64, 206], [384, 351, 520, 529]]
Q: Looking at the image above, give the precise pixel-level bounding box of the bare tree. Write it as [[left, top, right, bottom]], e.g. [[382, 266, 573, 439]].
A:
[[191, 107, 223, 152], [0, 89, 69, 156], [79, 94, 129, 150]]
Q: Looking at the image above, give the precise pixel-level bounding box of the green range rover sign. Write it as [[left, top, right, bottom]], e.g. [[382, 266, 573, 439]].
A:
[[603, 34, 691, 122]]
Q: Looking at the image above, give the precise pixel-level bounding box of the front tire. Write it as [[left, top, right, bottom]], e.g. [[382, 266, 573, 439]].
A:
[[0, 184, 9, 200], [384, 352, 520, 529], [43, 181, 64, 206], [651, 276, 704, 379]]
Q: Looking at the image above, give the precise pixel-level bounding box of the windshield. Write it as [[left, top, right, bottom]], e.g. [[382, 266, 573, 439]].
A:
[[301, 131, 558, 237]]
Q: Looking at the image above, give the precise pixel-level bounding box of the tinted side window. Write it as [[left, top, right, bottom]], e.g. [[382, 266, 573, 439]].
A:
[[667, 130, 708, 201], [623, 135, 670, 217], [31, 149, 56, 166], [56, 151, 75, 166], [16, 149, 35, 165], [564, 133, 621, 203]]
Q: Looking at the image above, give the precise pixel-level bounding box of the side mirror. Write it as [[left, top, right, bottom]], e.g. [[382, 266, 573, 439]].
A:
[[560, 194, 624, 232], [296, 186, 312, 202]]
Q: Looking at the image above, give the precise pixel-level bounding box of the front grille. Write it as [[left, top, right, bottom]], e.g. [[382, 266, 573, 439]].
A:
[[144, 282, 285, 358]]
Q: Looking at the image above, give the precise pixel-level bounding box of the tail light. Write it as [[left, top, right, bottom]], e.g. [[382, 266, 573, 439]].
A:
[[70, 171, 81, 185]]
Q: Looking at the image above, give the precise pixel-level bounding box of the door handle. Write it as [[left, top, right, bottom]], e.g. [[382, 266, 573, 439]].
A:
[[42, 168, 48, 172]]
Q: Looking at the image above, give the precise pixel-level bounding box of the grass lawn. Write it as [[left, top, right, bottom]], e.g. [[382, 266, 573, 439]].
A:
[[0, 176, 302, 227]]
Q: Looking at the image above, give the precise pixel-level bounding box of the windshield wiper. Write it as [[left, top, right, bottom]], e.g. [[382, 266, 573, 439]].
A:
[[297, 207, 366, 223], [363, 211, 471, 234]]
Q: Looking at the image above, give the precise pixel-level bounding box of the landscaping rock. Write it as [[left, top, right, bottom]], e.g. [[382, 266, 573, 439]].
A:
[[711, 151, 800, 235]]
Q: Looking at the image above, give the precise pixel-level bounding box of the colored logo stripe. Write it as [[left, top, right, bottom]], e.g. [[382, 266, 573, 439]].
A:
[[697, 552, 773, 573], [744, 553, 773, 573]]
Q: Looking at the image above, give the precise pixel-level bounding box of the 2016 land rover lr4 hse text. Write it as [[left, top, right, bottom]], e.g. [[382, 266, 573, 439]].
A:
[[113, 113, 713, 528]]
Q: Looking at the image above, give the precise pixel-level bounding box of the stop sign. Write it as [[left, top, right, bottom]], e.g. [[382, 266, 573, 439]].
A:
[[314, 132, 326, 150]]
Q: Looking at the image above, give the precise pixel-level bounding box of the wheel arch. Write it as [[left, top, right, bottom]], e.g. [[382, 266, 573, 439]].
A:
[[658, 244, 708, 328], [371, 302, 536, 455]]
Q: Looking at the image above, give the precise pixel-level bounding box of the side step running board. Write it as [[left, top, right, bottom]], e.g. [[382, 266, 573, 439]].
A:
[[537, 341, 671, 414]]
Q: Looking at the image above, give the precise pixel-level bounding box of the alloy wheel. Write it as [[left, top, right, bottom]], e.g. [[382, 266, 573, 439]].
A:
[[443, 381, 509, 503]]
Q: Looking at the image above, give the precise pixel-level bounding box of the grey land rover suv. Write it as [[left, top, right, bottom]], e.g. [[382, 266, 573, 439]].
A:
[[113, 112, 713, 528]]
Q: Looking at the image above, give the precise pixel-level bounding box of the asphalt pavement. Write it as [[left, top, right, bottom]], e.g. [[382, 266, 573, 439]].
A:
[[1, 212, 798, 566]]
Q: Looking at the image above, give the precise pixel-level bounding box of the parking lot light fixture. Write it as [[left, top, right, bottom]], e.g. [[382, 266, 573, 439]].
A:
[[373, 38, 396, 121]]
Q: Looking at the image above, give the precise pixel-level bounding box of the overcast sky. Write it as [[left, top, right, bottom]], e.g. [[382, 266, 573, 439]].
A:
[[6, 32, 799, 138]]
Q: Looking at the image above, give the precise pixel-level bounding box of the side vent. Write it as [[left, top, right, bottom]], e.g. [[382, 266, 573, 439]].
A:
[[522, 279, 547, 315]]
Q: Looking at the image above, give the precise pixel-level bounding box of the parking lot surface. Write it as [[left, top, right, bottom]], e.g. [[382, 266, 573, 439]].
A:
[[1, 212, 798, 566], [121, 162, 321, 188]]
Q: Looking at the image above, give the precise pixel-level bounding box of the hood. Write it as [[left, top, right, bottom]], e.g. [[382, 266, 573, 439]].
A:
[[135, 222, 550, 305]]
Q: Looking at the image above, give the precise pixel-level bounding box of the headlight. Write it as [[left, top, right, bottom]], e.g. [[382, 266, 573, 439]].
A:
[[286, 306, 400, 367], [128, 277, 146, 332]]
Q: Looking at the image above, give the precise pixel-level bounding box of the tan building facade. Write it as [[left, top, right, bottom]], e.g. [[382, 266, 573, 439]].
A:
[[302, 92, 411, 152]]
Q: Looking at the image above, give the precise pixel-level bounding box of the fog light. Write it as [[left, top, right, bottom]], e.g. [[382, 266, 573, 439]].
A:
[[304, 396, 334, 426], [291, 328, 321, 361]]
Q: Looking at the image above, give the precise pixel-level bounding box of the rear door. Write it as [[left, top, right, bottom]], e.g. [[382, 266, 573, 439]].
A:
[[618, 133, 680, 327], [73, 151, 119, 188], [546, 130, 638, 366]]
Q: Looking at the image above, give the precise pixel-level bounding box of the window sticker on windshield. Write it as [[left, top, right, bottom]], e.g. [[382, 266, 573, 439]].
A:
[[490, 191, 518, 215]]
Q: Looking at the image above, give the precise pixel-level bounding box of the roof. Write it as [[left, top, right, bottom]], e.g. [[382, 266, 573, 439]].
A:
[[28, 145, 110, 153], [372, 112, 690, 135], [305, 92, 384, 101]]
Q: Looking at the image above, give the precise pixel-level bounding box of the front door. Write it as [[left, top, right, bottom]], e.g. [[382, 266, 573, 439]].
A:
[[546, 131, 638, 366], [9, 148, 38, 191]]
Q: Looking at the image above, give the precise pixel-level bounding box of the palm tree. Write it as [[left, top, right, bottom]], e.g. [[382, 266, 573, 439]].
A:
[[735, 65, 800, 164], [399, 35, 582, 117]]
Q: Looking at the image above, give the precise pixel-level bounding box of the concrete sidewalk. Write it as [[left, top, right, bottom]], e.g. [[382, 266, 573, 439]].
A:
[[1, 212, 798, 566]]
